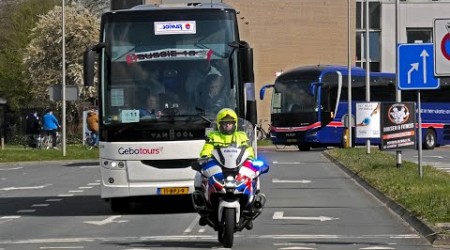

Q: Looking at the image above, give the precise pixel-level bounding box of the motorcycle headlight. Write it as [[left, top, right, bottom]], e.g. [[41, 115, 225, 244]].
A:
[[225, 175, 236, 188]]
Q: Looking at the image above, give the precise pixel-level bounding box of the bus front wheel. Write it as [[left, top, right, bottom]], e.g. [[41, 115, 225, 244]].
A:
[[423, 129, 436, 150]]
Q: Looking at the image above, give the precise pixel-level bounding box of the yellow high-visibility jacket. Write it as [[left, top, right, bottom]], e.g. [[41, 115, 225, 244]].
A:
[[200, 131, 255, 159]]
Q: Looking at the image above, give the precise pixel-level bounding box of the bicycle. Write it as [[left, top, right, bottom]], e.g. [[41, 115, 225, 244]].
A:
[[40, 130, 61, 150], [256, 120, 271, 141], [84, 131, 96, 150]]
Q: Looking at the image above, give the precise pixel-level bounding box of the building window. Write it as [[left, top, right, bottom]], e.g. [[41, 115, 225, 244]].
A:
[[407, 28, 432, 43], [356, 1, 381, 72], [356, 1, 380, 30]]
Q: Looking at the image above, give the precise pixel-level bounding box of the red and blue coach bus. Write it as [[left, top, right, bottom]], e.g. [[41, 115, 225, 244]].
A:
[[260, 65, 450, 151]]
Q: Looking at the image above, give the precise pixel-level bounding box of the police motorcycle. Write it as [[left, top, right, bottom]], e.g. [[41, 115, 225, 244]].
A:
[[191, 118, 269, 248]]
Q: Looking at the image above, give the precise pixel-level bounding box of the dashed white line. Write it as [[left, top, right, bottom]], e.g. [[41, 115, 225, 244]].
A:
[[79, 166, 98, 169], [32, 204, 50, 207], [78, 187, 93, 189], [17, 209, 36, 213], [87, 183, 100, 186], [46, 199, 62, 202], [0, 167, 23, 170], [69, 190, 84, 193], [57, 194, 74, 197], [40, 247, 84, 249], [198, 228, 206, 233], [273, 161, 301, 165], [1, 216, 21, 219]]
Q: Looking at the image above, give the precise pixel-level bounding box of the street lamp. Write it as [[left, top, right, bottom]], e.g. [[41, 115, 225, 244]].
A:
[[62, 0, 66, 156]]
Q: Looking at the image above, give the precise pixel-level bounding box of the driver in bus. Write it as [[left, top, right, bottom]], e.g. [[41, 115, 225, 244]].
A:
[[192, 109, 261, 218]]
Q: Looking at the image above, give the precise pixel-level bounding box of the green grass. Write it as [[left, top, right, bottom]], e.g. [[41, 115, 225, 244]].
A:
[[0, 144, 98, 163], [257, 139, 273, 147], [327, 148, 450, 224]]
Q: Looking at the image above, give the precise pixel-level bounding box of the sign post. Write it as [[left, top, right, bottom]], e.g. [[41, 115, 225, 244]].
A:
[[397, 43, 440, 178]]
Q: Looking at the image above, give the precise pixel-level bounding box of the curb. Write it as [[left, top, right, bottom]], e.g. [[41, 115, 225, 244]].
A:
[[322, 151, 450, 247]]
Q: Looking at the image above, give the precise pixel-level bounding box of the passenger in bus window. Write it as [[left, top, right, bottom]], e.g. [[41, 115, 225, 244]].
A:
[[185, 60, 222, 108], [140, 93, 162, 119], [202, 74, 229, 115], [146, 66, 164, 95]]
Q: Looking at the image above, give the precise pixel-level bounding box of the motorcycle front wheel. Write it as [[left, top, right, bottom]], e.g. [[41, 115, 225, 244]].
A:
[[219, 207, 235, 248]]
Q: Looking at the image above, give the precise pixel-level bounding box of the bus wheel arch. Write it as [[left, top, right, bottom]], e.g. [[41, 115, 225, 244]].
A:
[[423, 128, 437, 150]]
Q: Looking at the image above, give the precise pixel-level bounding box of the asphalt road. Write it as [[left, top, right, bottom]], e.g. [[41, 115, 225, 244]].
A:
[[0, 150, 446, 250]]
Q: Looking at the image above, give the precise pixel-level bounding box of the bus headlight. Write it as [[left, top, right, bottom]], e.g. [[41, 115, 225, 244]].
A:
[[101, 159, 126, 170]]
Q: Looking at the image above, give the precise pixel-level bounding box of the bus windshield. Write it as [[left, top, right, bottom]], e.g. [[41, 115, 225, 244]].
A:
[[101, 10, 239, 124], [272, 79, 316, 113]]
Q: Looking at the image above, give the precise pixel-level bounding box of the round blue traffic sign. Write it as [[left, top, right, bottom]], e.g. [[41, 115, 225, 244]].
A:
[[440, 33, 450, 60]]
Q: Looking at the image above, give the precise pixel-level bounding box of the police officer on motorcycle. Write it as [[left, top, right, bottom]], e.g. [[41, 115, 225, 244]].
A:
[[193, 108, 264, 228]]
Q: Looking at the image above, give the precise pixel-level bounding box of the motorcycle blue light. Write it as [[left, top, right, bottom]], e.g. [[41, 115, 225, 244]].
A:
[[252, 160, 265, 167]]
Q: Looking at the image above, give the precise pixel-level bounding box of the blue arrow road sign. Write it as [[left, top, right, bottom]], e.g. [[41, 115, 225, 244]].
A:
[[397, 43, 440, 90]]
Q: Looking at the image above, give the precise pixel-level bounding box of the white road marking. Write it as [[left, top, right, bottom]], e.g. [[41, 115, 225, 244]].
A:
[[272, 178, 311, 184], [413, 155, 443, 159], [0, 234, 420, 245], [278, 247, 316, 250], [87, 183, 100, 186], [79, 166, 98, 169], [0, 167, 23, 171], [46, 199, 62, 202], [184, 215, 201, 233], [0, 216, 21, 224], [273, 211, 339, 221], [32, 204, 50, 207], [84, 216, 128, 226], [273, 161, 301, 165], [1, 216, 21, 219], [40, 247, 84, 249], [0, 185, 50, 191], [198, 228, 206, 233], [78, 187, 93, 189], [69, 190, 84, 193], [58, 194, 74, 197], [17, 209, 36, 213], [359, 247, 396, 250]]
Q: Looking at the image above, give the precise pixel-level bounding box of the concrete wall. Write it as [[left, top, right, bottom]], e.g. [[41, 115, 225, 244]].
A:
[[381, 1, 450, 72]]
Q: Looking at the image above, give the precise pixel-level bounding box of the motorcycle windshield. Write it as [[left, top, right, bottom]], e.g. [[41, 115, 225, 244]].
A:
[[207, 118, 255, 144]]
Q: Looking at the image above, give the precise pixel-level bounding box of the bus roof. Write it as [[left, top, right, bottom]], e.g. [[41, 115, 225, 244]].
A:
[[277, 65, 395, 82], [112, 2, 235, 12]]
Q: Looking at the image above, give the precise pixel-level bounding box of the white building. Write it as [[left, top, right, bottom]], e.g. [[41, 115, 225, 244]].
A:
[[356, 0, 450, 73]]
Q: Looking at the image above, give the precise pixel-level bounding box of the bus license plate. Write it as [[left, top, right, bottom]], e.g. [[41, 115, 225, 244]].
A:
[[157, 187, 189, 195]]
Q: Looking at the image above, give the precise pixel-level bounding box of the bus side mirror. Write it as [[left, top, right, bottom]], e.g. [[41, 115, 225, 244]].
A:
[[83, 47, 95, 87], [309, 82, 318, 96], [259, 84, 274, 100]]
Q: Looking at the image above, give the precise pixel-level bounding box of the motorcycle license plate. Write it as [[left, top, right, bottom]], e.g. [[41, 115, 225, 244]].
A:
[[157, 187, 189, 195]]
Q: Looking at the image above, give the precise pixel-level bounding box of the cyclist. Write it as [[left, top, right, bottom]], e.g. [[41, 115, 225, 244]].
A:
[[86, 110, 99, 146], [42, 108, 60, 149]]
